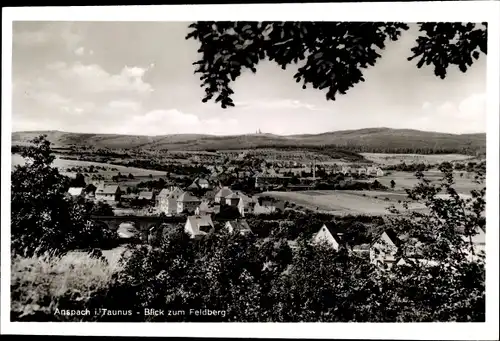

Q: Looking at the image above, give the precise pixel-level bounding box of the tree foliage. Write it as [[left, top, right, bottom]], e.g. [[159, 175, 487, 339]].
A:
[[11, 135, 118, 257], [186, 22, 487, 108]]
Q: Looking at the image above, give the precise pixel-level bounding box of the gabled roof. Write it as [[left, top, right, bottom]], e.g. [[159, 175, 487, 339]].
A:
[[187, 182, 200, 190], [226, 192, 241, 200], [318, 223, 348, 244], [226, 219, 252, 233], [238, 195, 255, 206], [157, 186, 183, 198], [198, 178, 210, 185], [215, 187, 233, 198], [187, 215, 214, 236], [375, 228, 401, 247], [96, 185, 119, 195], [68, 187, 84, 196], [178, 192, 201, 203]]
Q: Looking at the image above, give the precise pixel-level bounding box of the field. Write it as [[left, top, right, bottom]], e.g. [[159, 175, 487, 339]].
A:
[[11, 154, 166, 185], [361, 153, 477, 165], [262, 169, 482, 215], [261, 190, 425, 215], [376, 171, 483, 194]]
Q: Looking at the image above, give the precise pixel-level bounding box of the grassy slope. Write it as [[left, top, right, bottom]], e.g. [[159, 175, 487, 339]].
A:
[[11, 128, 486, 154]]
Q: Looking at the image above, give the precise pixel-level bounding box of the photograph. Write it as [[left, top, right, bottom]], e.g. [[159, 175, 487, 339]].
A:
[[1, 2, 499, 339]]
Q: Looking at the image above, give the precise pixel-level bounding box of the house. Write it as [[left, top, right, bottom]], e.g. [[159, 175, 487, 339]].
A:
[[138, 191, 155, 202], [225, 191, 248, 207], [95, 184, 121, 203], [68, 187, 84, 197], [253, 198, 285, 215], [214, 187, 233, 204], [156, 186, 184, 215], [187, 177, 212, 191], [238, 196, 256, 217], [203, 186, 221, 202], [357, 167, 368, 175], [352, 243, 370, 258], [195, 201, 220, 216], [177, 192, 202, 214], [367, 167, 384, 177], [341, 166, 351, 175], [225, 219, 252, 235], [312, 224, 348, 252], [184, 215, 215, 239], [369, 229, 401, 268], [395, 257, 440, 268]]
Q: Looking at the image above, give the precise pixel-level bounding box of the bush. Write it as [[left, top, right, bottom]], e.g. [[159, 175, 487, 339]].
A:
[[11, 251, 122, 321]]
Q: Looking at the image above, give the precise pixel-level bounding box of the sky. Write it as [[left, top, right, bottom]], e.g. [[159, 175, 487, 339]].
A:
[[11, 21, 487, 136]]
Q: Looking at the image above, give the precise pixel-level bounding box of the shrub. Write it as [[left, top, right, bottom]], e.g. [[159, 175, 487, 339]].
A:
[[11, 250, 123, 321]]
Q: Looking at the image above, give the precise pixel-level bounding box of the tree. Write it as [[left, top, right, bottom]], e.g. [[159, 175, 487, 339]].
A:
[[390, 179, 396, 189], [85, 183, 97, 195], [90, 201, 114, 216], [71, 172, 86, 188], [128, 173, 135, 179], [11, 135, 118, 256], [186, 22, 487, 108]]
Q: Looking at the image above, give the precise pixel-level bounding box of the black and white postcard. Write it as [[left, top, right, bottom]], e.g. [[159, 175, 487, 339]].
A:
[[1, 2, 499, 339]]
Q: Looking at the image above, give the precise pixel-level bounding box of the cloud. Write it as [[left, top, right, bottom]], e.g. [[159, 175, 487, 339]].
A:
[[116, 109, 242, 136], [74, 47, 85, 56], [13, 31, 50, 46], [414, 93, 486, 133], [13, 23, 84, 51], [41, 62, 154, 96], [235, 99, 322, 111], [107, 100, 142, 112]]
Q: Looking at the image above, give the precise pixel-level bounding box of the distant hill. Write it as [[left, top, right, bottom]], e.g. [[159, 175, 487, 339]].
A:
[[11, 128, 486, 155]]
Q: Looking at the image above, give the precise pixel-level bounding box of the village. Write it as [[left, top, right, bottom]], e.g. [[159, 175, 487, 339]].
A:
[[63, 150, 485, 271]]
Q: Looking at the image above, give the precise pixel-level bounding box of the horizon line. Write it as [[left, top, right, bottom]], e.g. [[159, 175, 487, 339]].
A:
[[10, 127, 487, 138]]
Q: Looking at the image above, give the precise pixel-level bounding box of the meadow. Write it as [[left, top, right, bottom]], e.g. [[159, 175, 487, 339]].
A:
[[260, 190, 424, 215], [376, 170, 482, 194], [360, 152, 477, 165], [11, 153, 166, 185], [261, 169, 481, 215]]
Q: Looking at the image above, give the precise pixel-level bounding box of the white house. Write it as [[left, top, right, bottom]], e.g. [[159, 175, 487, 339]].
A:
[[341, 166, 351, 175], [68, 187, 84, 197], [370, 229, 401, 268], [253, 198, 285, 215], [225, 192, 242, 207], [156, 186, 183, 215], [184, 215, 215, 239], [214, 187, 233, 204], [225, 219, 252, 235], [312, 224, 347, 252], [95, 184, 121, 203], [195, 201, 220, 216], [187, 177, 212, 190], [357, 167, 368, 175], [238, 196, 256, 217], [177, 192, 202, 214]]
